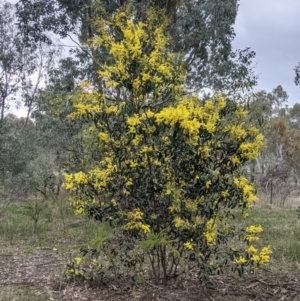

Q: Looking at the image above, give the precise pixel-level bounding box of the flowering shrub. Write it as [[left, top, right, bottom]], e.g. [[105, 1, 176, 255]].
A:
[[63, 7, 270, 284]]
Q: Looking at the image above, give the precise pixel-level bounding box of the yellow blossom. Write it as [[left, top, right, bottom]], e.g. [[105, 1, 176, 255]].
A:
[[246, 245, 258, 254], [165, 189, 172, 195], [184, 240, 196, 250], [125, 178, 133, 186], [105, 105, 119, 114], [243, 212, 249, 219], [251, 254, 260, 263], [205, 180, 212, 189], [221, 190, 230, 198], [235, 256, 247, 265], [99, 132, 109, 142], [73, 257, 82, 265], [246, 225, 263, 233], [203, 219, 217, 246]]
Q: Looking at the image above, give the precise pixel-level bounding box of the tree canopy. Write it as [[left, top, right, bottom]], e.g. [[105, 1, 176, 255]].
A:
[[16, 0, 257, 92]]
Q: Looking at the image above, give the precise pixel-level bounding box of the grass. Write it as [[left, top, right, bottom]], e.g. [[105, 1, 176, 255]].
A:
[[247, 208, 300, 274], [0, 197, 98, 245], [0, 196, 102, 301], [0, 195, 300, 300]]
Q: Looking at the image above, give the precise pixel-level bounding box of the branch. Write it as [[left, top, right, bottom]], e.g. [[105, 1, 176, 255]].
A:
[[290, 157, 300, 169]]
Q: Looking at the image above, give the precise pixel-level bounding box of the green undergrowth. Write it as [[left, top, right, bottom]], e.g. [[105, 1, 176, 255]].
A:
[[0, 199, 300, 286], [0, 197, 100, 253]]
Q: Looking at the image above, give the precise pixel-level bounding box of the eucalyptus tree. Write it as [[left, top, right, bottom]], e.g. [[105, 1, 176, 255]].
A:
[[0, 0, 59, 127], [0, 1, 31, 120], [289, 103, 300, 130], [294, 62, 300, 86], [247, 86, 300, 203]]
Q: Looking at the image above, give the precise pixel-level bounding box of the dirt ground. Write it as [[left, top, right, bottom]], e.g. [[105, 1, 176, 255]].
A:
[[1, 247, 300, 301]]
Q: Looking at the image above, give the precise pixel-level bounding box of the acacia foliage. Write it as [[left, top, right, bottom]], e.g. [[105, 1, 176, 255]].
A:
[[63, 8, 269, 283]]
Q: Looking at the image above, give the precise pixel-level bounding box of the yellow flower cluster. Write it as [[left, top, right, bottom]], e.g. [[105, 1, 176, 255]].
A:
[[221, 190, 230, 198], [64, 256, 85, 278], [105, 105, 119, 114], [155, 98, 226, 145], [64, 172, 88, 191], [95, 10, 184, 101], [225, 124, 247, 140], [239, 134, 264, 160], [173, 215, 202, 230], [184, 199, 198, 213], [123, 208, 151, 234], [173, 216, 190, 229], [257, 246, 272, 265], [235, 245, 271, 266], [233, 176, 258, 206], [244, 225, 263, 242], [73, 257, 82, 265], [68, 83, 105, 119], [128, 208, 144, 220], [98, 132, 110, 143], [64, 156, 116, 203], [65, 267, 83, 277], [231, 156, 241, 165], [205, 180, 212, 189], [235, 256, 247, 264], [243, 212, 249, 219], [123, 221, 151, 233], [220, 105, 264, 161], [246, 225, 263, 233], [203, 219, 217, 246], [127, 114, 142, 133], [246, 245, 272, 265], [184, 239, 196, 250], [88, 157, 116, 192]]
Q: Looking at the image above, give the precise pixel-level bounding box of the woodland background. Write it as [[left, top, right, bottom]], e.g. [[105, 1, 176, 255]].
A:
[[1, 1, 300, 300]]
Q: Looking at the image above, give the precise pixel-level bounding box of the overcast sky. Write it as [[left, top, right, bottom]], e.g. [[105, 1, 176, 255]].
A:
[[233, 0, 300, 107]]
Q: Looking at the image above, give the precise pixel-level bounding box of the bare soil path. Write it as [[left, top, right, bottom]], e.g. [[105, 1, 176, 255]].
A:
[[1, 243, 300, 301]]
